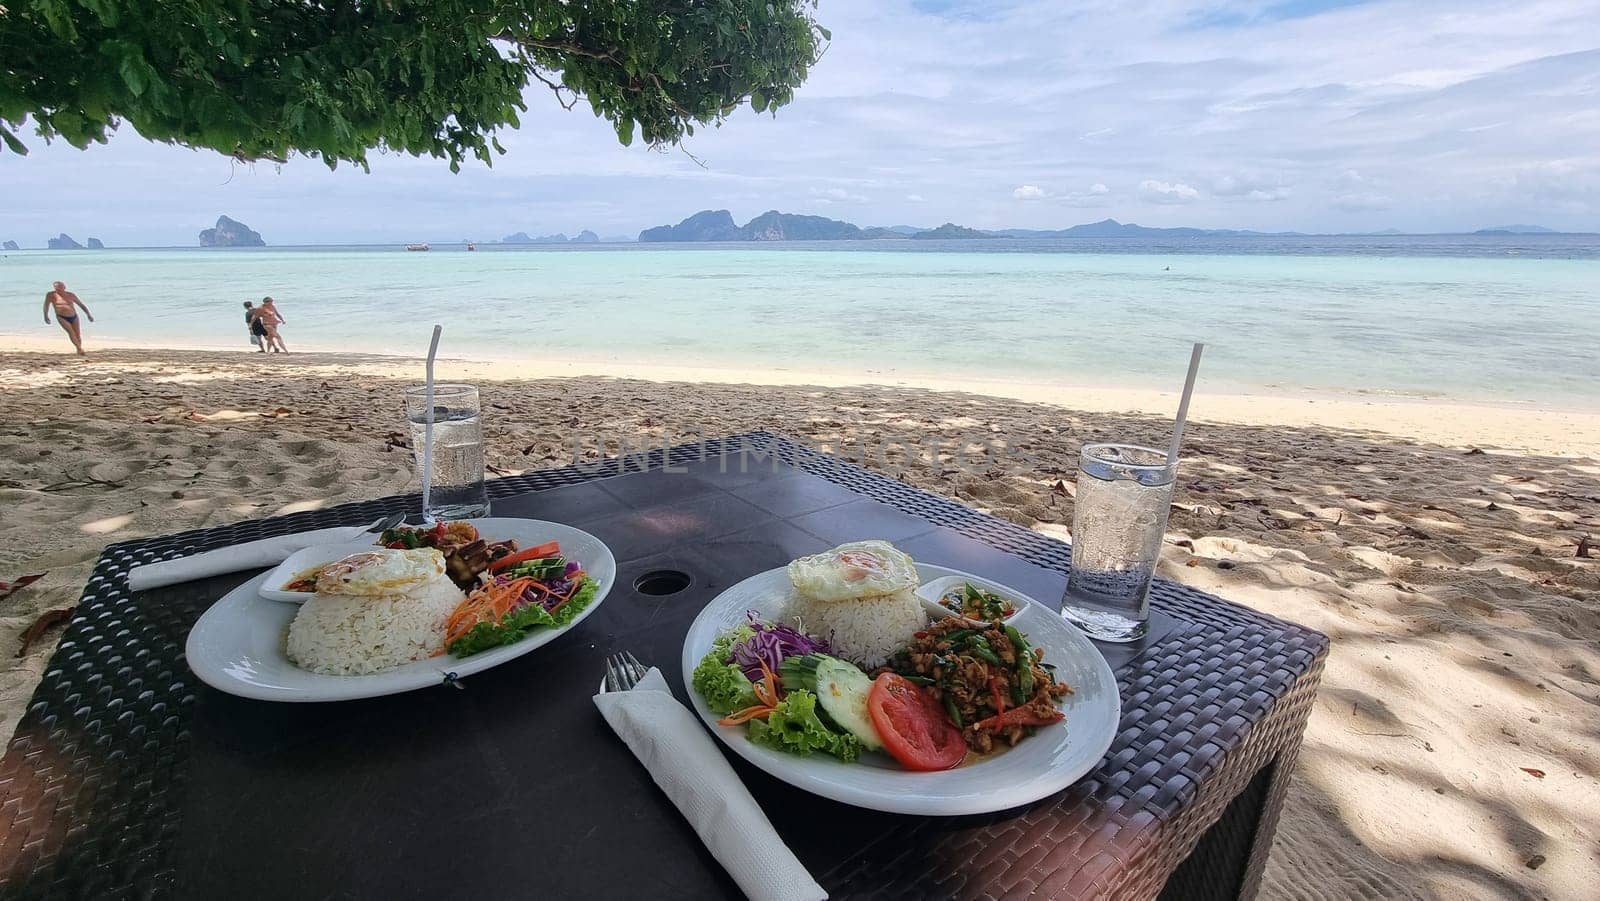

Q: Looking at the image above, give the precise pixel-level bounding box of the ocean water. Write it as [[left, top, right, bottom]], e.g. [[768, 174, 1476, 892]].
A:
[[3, 236, 1597, 406]]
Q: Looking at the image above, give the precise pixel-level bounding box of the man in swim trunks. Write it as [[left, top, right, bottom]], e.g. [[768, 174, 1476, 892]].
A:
[[43, 281, 93, 355], [244, 301, 265, 351]]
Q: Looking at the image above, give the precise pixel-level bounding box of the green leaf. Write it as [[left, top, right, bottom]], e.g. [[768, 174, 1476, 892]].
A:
[[0, 128, 28, 156], [2, 0, 826, 166], [119, 57, 148, 97]]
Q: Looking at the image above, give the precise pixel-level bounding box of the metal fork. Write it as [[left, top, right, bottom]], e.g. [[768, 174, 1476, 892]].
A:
[[603, 651, 649, 693]]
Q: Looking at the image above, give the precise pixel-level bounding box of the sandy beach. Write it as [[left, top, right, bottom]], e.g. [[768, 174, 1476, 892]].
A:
[[2, 339, 1597, 899]]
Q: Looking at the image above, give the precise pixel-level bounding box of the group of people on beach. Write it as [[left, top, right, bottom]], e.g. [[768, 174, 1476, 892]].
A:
[[41, 280, 290, 356], [243, 297, 288, 353]]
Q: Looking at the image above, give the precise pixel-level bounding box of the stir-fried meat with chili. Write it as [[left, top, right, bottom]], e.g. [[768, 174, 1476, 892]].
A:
[[380, 522, 516, 589], [879, 616, 1070, 753]]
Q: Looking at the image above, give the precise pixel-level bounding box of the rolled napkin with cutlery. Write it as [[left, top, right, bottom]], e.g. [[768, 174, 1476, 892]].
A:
[[594, 668, 827, 901], [126, 521, 392, 591]]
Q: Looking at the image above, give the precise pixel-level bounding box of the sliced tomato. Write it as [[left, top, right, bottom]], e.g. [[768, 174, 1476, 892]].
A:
[[867, 673, 966, 771]]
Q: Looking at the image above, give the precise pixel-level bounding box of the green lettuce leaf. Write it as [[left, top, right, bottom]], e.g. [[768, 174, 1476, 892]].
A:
[[692, 654, 757, 715], [446, 576, 599, 658], [746, 689, 863, 763], [691, 624, 759, 714]]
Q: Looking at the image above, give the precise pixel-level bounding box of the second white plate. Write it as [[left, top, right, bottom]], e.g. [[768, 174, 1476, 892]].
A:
[[680, 563, 1121, 816]]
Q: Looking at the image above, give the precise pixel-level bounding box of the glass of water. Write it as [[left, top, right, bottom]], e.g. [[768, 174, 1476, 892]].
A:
[[405, 384, 489, 521], [1061, 443, 1176, 642]]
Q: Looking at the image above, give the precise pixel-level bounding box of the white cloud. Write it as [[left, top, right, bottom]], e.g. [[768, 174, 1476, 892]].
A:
[[6, 0, 1600, 238], [1057, 183, 1113, 207], [1333, 192, 1393, 212], [1212, 173, 1289, 201], [1012, 184, 1048, 200], [1138, 180, 1201, 204], [807, 186, 868, 204]]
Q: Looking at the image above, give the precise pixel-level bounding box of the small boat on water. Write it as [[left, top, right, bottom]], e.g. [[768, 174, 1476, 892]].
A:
[[466, 242, 476, 252], [406, 243, 430, 252]]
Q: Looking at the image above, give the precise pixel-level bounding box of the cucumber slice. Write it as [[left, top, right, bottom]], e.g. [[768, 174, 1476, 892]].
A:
[[813, 656, 882, 750]]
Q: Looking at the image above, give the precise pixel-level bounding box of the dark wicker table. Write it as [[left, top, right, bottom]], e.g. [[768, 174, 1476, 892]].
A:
[[0, 433, 1326, 900]]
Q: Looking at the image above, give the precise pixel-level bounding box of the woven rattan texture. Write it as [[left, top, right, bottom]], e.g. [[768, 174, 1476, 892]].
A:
[[0, 432, 1326, 900]]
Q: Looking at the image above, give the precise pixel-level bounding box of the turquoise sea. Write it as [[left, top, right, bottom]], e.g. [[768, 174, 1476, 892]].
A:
[[3, 236, 1597, 406]]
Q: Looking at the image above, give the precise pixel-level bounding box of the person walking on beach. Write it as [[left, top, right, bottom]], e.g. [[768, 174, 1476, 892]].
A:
[[243, 300, 269, 352], [256, 296, 288, 353], [43, 281, 93, 355]]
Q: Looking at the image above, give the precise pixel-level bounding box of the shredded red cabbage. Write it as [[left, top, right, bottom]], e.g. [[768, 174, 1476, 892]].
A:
[[730, 612, 831, 682], [491, 564, 584, 613]]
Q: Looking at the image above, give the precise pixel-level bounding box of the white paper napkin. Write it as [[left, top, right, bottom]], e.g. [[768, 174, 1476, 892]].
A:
[[594, 668, 827, 901], [126, 525, 371, 591]]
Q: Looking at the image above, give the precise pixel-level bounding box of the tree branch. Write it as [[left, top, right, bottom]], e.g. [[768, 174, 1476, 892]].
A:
[[530, 69, 578, 111]]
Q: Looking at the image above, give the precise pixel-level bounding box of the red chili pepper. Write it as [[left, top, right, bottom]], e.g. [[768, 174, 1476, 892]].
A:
[[972, 705, 1064, 733], [990, 676, 1007, 715]]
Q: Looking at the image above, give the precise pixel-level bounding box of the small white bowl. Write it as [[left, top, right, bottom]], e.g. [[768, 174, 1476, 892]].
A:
[[258, 541, 382, 603], [914, 574, 1026, 627]]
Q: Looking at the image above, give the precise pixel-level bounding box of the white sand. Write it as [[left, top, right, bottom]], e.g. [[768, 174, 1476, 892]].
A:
[[1, 339, 1597, 899]]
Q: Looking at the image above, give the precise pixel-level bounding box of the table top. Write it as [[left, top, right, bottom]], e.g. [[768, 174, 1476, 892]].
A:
[[0, 432, 1328, 900]]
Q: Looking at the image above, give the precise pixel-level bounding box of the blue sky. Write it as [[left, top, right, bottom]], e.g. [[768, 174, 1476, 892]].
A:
[[2, 0, 1598, 245]]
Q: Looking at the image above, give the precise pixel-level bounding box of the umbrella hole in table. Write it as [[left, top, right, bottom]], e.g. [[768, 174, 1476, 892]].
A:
[[634, 569, 692, 596]]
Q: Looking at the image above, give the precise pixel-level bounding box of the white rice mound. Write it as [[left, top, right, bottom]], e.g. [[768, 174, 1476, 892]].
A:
[[286, 576, 464, 676], [788, 587, 927, 670]]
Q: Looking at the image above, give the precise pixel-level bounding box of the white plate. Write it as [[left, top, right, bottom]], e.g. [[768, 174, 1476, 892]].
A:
[[187, 518, 616, 702], [258, 542, 387, 603], [913, 574, 1025, 627], [680, 564, 1121, 816]]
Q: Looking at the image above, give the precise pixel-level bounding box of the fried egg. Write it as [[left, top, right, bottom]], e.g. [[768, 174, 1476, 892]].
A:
[[314, 548, 450, 596], [786, 540, 919, 602]]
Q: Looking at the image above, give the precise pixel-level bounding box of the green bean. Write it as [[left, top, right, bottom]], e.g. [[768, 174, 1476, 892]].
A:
[[1004, 625, 1030, 660], [943, 628, 976, 644], [942, 694, 963, 728], [900, 674, 934, 686], [1018, 652, 1036, 699], [969, 644, 1003, 666]]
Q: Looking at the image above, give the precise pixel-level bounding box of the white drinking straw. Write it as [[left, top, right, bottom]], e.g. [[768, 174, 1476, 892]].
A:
[[421, 325, 443, 517], [1166, 342, 1205, 465]]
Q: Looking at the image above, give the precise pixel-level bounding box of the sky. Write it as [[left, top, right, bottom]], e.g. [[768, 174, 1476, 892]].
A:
[[2, 0, 1599, 245]]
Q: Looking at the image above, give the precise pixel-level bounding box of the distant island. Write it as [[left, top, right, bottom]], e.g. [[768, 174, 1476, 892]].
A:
[[1473, 225, 1558, 235], [639, 210, 997, 242], [44, 233, 105, 249], [635, 211, 1328, 243], [633, 212, 1586, 243], [199, 215, 265, 247], [3, 240, 19, 251], [996, 218, 1302, 238], [502, 229, 599, 244], [912, 223, 997, 240]]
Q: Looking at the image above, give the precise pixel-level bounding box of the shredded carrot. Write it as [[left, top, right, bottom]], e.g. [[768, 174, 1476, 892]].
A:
[[444, 577, 534, 646], [442, 569, 594, 650], [716, 661, 784, 726]]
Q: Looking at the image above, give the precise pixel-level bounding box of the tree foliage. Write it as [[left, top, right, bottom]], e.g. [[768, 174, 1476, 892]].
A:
[[0, 0, 828, 170]]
